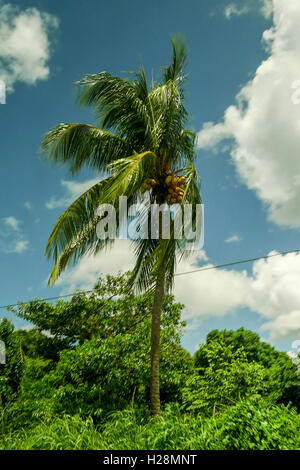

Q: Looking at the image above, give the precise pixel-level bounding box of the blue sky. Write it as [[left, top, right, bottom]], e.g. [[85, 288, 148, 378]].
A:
[[0, 0, 300, 353]]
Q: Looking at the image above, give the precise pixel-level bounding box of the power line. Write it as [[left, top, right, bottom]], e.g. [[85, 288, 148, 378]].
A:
[[1, 248, 300, 311], [0, 291, 94, 310], [174, 248, 300, 277]]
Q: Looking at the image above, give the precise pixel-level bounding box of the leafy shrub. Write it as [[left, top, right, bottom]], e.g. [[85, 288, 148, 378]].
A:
[[0, 320, 23, 406], [215, 399, 300, 450], [183, 341, 267, 415]]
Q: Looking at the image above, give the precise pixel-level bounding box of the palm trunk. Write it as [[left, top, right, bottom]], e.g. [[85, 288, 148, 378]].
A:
[[150, 269, 165, 416]]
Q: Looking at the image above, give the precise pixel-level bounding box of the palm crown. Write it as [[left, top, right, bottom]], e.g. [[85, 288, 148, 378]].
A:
[[41, 36, 201, 295]]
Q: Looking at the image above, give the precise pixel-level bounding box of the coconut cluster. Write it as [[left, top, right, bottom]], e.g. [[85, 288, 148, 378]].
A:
[[141, 178, 158, 194], [165, 175, 185, 204], [140, 164, 186, 205]]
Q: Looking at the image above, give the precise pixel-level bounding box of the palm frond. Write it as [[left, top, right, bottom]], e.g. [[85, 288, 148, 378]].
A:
[[149, 80, 187, 156], [76, 72, 153, 149], [45, 178, 113, 284], [105, 150, 158, 203], [40, 124, 130, 174], [162, 34, 187, 86]]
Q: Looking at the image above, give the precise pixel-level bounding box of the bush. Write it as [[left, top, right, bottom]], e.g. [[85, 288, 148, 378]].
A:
[[183, 341, 267, 415], [215, 399, 300, 450]]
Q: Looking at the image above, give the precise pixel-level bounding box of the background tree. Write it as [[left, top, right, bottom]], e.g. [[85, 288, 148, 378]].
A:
[[40, 36, 201, 415], [4, 274, 191, 427], [194, 328, 300, 411], [184, 340, 267, 416], [10, 273, 184, 346], [195, 327, 279, 368]]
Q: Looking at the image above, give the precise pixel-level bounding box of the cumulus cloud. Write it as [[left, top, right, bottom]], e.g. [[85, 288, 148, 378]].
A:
[[198, 0, 300, 228], [174, 254, 250, 323], [246, 251, 300, 339], [0, 2, 58, 92], [0, 216, 29, 253], [177, 250, 300, 341], [46, 178, 100, 209]]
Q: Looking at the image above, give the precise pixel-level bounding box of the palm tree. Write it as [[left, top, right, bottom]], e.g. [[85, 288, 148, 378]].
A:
[[41, 36, 201, 416]]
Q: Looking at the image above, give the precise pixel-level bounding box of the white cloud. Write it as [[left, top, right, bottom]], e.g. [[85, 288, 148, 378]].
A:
[[224, 3, 250, 19], [246, 251, 300, 339], [199, 0, 300, 228], [3, 215, 19, 231], [175, 254, 250, 323], [224, 0, 273, 19], [9, 239, 29, 254], [55, 247, 209, 295], [55, 240, 134, 294], [287, 349, 300, 368], [260, 0, 273, 18], [46, 178, 100, 209], [0, 2, 58, 92], [24, 201, 32, 210], [177, 250, 300, 341], [196, 121, 232, 151], [0, 215, 29, 253], [225, 234, 241, 243]]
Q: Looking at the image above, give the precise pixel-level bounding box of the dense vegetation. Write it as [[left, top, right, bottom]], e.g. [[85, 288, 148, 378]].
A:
[[0, 273, 299, 450]]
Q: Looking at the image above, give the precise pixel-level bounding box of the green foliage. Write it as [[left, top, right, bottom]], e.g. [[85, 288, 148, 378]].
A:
[[10, 273, 184, 345], [216, 399, 300, 450], [1, 401, 298, 450], [195, 328, 300, 410], [196, 327, 284, 368], [183, 341, 267, 415], [45, 331, 192, 419], [2, 358, 55, 433], [0, 319, 23, 407], [20, 293, 190, 419], [0, 414, 100, 450], [12, 329, 70, 362], [1, 275, 299, 450], [264, 353, 300, 409]]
